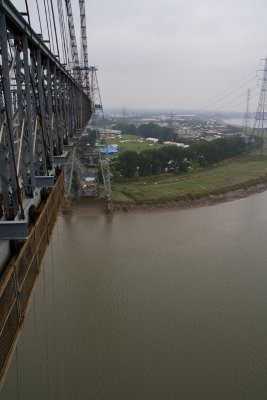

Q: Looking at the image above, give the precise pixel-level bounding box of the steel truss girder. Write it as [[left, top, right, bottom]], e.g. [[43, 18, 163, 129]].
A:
[[0, 0, 92, 221]]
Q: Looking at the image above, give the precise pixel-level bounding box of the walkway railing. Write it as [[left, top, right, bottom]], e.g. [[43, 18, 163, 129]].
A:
[[0, 169, 65, 385]]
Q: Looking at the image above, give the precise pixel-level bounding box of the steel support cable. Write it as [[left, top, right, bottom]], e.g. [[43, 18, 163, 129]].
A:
[[43, 0, 52, 51], [64, 7, 72, 71], [60, 3, 70, 66], [0, 68, 25, 219], [46, 0, 56, 55], [55, 0, 67, 65], [57, 0, 68, 66], [35, 0, 43, 37], [49, 0, 60, 58], [61, 2, 70, 67], [66, 14, 72, 70], [79, 0, 90, 95], [25, 0, 51, 176], [64, 0, 80, 74]]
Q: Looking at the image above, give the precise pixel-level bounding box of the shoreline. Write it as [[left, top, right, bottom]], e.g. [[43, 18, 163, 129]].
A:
[[62, 182, 267, 217]]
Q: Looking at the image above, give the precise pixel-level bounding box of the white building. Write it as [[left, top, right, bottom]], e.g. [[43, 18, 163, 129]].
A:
[[146, 137, 159, 143]]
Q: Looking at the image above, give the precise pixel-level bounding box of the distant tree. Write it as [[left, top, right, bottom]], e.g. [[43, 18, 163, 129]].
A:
[[138, 123, 176, 142], [117, 150, 138, 178], [138, 149, 163, 175], [113, 123, 137, 135], [189, 136, 246, 166], [114, 136, 248, 179]]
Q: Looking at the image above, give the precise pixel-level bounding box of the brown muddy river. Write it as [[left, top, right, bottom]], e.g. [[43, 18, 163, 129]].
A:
[[1, 192, 267, 399]]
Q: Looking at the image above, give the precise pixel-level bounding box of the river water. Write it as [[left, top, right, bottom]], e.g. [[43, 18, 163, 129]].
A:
[[1, 192, 267, 399]]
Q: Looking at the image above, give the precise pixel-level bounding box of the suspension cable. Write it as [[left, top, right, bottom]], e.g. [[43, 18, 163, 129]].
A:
[[35, 0, 43, 37], [57, 0, 69, 67], [50, 0, 60, 58], [46, 0, 55, 54], [43, 0, 52, 51], [25, 0, 51, 176]]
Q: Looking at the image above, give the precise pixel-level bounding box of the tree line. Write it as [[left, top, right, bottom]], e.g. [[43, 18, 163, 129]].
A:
[[115, 136, 250, 178], [113, 122, 179, 143]]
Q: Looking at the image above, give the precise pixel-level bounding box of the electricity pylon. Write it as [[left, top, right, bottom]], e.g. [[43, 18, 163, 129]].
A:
[[242, 89, 251, 135], [253, 57, 267, 155]]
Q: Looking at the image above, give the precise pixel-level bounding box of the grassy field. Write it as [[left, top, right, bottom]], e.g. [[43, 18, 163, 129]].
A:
[[107, 134, 162, 153], [106, 153, 267, 204]]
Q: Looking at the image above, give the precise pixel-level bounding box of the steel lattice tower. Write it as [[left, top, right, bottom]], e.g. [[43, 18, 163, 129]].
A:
[[242, 89, 251, 135], [253, 57, 267, 155], [89, 66, 112, 210], [79, 0, 90, 96]]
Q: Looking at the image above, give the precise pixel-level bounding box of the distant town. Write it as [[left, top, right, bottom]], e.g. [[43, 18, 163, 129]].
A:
[[100, 109, 246, 142], [73, 108, 259, 200]]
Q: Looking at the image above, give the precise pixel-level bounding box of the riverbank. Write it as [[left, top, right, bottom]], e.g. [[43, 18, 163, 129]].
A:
[[62, 181, 267, 217], [63, 153, 267, 216]]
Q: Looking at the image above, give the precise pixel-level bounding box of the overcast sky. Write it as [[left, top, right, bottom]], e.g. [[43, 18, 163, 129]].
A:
[[11, 0, 267, 112]]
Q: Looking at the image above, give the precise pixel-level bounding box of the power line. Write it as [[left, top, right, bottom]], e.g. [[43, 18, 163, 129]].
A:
[[204, 87, 260, 114], [198, 75, 257, 111], [196, 67, 258, 110]]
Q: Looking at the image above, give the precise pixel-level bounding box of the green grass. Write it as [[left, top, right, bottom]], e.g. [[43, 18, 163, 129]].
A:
[[105, 152, 267, 204], [107, 134, 162, 153]]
